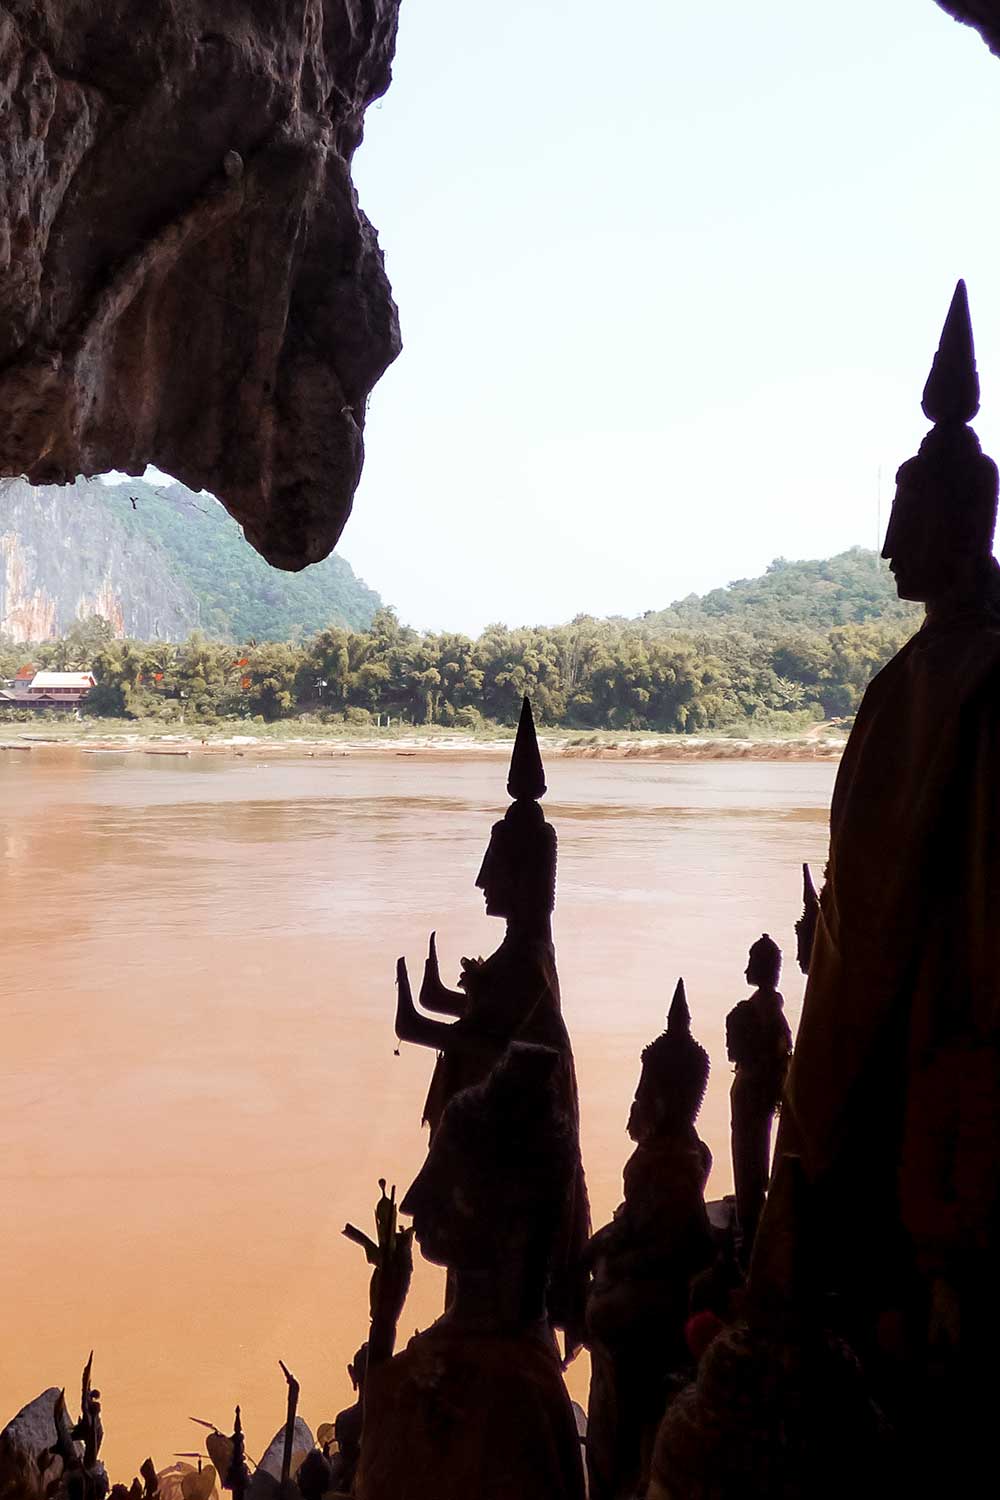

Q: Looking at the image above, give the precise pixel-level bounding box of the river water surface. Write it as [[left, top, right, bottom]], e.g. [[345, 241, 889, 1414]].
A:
[[0, 748, 836, 1474]]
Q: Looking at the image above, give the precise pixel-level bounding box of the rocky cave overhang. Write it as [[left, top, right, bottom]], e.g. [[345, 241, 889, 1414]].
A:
[[0, 1, 402, 571], [937, 1, 1000, 55], [2, 3, 995, 575]]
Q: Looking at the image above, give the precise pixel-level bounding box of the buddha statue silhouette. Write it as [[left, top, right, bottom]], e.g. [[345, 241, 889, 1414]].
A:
[[584, 979, 715, 1500], [759, 280, 1000, 1495], [394, 696, 590, 1350]]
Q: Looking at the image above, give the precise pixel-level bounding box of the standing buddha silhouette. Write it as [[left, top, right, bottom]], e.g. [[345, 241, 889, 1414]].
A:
[[760, 280, 1000, 1494], [394, 695, 590, 1349], [583, 978, 714, 1500], [725, 933, 792, 1260]]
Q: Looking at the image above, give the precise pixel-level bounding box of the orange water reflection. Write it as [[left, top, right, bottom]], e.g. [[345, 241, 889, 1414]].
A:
[[0, 749, 834, 1475]]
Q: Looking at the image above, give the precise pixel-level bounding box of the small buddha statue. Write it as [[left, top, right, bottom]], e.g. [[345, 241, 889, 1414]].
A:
[[583, 979, 715, 1500], [726, 934, 792, 1260], [394, 696, 590, 1349], [354, 1043, 586, 1500], [222, 1408, 249, 1500]]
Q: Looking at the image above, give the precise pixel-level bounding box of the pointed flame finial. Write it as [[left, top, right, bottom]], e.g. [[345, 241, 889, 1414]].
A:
[[922, 279, 980, 425], [667, 977, 690, 1033], [507, 695, 546, 801]]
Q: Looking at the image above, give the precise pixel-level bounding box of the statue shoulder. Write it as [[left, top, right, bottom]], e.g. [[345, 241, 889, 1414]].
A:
[[358, 1326, 582, 1500], [725, 999, 756, 1057]]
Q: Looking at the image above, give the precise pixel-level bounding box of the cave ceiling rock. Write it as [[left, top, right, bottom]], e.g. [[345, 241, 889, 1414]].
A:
[[936, 2, 1000, 57], [0, 0, 402, 570]]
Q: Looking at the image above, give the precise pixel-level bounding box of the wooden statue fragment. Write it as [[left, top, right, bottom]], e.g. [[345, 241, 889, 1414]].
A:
[[794, 863, 819, 975], [333, 1180, 415, 1493], [393, 696, 590, 1349], [355, 1043, 586, 1500], [725, 934, 792, 1261], [326, 1345, 367, 1494], [63, 1355, 108, 1500], [139, 1460, 158, 1500], [277, 1362, 299, 1490], [583, 980, 714, 1500], [757, 280, 1000, 1495], [221, 1410, 248, 1500]]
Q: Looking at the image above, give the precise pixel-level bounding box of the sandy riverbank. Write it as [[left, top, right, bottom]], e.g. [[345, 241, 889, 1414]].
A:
[[0, 722, 848, 761]]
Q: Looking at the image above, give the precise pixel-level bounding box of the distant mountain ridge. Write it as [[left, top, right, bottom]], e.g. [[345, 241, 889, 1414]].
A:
[[643, 547, 921, 634], [0, 476, 382, 643]]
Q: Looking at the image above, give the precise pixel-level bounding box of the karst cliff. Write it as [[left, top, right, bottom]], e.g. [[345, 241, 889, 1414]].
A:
[[0, 1, 401, 572], [0, 476, 382, 643]]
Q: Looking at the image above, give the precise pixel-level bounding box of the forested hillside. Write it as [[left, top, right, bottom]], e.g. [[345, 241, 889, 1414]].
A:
[[645, 549, 918, 631], [0, 548, 922, 732]]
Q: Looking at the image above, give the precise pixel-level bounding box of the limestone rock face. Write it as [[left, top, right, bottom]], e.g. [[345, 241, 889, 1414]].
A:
[[0, 478, 197, 640], [0, 1, 402, 570]]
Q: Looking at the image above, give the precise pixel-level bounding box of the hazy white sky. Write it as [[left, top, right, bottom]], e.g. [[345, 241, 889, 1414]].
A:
[[326, 0, 1000, 631]]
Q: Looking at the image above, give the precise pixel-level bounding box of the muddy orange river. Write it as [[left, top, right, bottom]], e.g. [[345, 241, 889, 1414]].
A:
[[0, 748, 834, 1474]]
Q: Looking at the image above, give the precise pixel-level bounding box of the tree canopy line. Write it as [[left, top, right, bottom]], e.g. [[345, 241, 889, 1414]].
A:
[[0, 549, 921, 732]]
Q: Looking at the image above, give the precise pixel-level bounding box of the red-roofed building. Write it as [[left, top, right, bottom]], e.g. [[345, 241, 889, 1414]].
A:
[[0, 670, 95, 708]]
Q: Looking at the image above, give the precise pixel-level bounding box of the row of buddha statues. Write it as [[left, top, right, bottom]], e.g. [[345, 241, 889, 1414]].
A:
[[329, 279, 1000, 1499], [328, 697, 804, 1500], [13, 277, 994, 1500]]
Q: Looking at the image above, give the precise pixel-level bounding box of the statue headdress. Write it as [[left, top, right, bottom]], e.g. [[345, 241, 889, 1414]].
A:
[[748, 932, 782, 982], [921, 278, 979, 425], [893, 280, 998, 552], [478, 696, 557, 914], [507, 694, 546, 800], [638, 978, 710, 1127]]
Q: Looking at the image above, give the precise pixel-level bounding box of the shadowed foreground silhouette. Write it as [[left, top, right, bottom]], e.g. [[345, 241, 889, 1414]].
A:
[[758, 278, 1000, 1498]]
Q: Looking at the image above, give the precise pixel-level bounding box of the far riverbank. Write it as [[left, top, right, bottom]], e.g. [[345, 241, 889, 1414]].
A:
[[0, 718, 848, 762]]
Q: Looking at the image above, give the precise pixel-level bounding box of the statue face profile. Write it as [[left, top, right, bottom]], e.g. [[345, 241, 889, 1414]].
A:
[[881, 475, 954, 603], [400, 1045, 566, 1293], [627, 1062, 664, 1144], [475, 814, 555, 923], [475, 828, 516, 919], [745, 944, 781, 991], [400, 1119, 497, 1271]]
